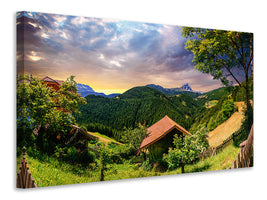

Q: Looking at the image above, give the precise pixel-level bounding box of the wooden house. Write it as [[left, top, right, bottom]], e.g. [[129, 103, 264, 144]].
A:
[[137, 115, 191, 161], [42, 76, 69, 112], [66, 125, 97, 150]]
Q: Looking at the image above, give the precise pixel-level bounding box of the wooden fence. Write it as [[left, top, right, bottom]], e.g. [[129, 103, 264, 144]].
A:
[[17, 147, 37, 189], [229, 125, 253, 169]]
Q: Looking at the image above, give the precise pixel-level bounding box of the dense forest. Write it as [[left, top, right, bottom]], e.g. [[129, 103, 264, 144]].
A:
[[76, 77, 253, 143], [75, 86, 203, 140]]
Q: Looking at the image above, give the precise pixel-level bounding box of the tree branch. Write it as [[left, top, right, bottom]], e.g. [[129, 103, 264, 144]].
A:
[[224, 65, 241, 86]]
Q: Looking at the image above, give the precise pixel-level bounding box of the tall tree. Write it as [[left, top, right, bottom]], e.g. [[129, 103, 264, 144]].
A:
[[181, 28, 253, 130], [17, 74, 86, 151]]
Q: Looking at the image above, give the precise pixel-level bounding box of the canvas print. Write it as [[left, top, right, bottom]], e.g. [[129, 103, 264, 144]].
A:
[[16, 11, 253, 188]]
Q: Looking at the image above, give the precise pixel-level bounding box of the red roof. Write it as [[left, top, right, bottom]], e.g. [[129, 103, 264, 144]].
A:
[[138, 115, 191, 152], [42, 76, 63, 85]]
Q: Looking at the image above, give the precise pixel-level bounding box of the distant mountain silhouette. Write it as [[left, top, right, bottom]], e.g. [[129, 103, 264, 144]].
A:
[[76, 83, 120, 98], [146, 83, 202, 97]]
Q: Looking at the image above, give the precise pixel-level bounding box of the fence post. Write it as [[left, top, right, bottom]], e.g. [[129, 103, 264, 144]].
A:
[[17, 147, 37, 188]]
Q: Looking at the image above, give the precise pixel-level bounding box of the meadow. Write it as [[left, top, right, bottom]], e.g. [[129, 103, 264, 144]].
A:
[[17, 143, 239, 187]]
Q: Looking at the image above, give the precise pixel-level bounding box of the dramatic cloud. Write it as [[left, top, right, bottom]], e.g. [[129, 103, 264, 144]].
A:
[[17, 11, 223, 94]]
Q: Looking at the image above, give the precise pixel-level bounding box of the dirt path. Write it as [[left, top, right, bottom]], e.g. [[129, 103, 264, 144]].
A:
[[87, 131, 123, 145], [207, 102, 246, 148]]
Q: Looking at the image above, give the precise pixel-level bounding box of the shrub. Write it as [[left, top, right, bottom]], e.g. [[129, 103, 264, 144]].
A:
[[221, 99, 236, 119], [141, 159, 152, 171], [163, 127, 209, 173]]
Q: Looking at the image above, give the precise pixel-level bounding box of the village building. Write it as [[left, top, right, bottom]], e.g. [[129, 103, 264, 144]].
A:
[[42, 76, 64, 91], [138, 115, 191, 161]]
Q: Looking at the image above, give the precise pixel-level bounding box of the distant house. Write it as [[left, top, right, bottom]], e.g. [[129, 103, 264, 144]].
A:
[[42, 76, 71, 113], [42, 76, 64, 91], [137, 115, 191, 161]]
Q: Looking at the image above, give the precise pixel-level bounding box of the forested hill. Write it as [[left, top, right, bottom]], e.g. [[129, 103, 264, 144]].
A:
[[76, 86, 201, 131]]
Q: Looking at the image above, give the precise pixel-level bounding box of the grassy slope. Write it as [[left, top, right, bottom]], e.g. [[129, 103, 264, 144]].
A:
[[207, 102, 245, 147], [17, 143, 239, 187], [162, 144, 240, 175], [87, 131, 123, 145], [17, 154, 99, 187]]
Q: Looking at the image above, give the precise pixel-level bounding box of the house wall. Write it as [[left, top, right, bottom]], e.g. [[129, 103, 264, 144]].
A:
[[43, 81, 61, 91], [148, 128, 184, 161]]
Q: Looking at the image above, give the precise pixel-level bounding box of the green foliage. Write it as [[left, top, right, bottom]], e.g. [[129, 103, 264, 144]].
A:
[[98, 144, 114, 181], [141, 159, 153, 171], [197, 87, 232, 106], [17, 142, 239, 187], [76, 87, 201, 138], [16, 74, 86, 152], [221, 99, 236, 119], [207, 116, 216, 130], [120, 125, 148, 151], [181, 27, 253, 122], [181, 28, 253, 86], [163, 127, 209, 172], [190, 97, 237, 132], [85, 122, 121, 141], [232, 77, 253, 102], [53, 146, 96, 165]]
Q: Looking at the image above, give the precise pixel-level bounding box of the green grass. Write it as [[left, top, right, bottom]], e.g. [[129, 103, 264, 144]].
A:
[[162, 144, 240, 175], [104, 160, 161, 181], [17, 154, 99, 187], [16, 144, 240, 187], [88, 131, 122, 144], [205, 100, 219, 108]]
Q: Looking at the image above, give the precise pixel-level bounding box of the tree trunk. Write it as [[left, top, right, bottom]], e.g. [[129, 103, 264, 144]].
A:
[[181, 160, 185, 174], [100, 166, 104, 181], [245, 71, 253, 132]]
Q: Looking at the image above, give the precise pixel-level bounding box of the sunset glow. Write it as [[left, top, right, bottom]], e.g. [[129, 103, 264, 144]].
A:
[[16, 11, 225, 94]]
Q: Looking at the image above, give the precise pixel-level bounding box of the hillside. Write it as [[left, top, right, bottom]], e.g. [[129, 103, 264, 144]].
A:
[[87, 131, 123, 145], [196, 87, 231, 106], [76, 86, 199, 134], [207, 102, 245, 147]]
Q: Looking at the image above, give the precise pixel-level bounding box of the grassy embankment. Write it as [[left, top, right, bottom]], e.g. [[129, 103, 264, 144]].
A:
[[17, 143, 239, 187]]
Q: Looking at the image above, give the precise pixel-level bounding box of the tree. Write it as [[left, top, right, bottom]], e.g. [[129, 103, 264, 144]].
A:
[[98, 145, 113, 181], [16, 74, 86, 151], [181, 28, 253, 131], [121, 125, 148, 153], [163, 127, 209, 173]]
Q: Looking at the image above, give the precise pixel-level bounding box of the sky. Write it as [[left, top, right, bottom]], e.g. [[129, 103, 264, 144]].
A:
[[16, 11, 223, 94]]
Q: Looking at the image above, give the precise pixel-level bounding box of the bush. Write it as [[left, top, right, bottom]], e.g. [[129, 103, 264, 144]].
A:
[[141, 159, 152, 171], [53, 146, 96, 165], [221, 99, 236, 119], [78, 149, 96, 165], [206, 99, 237, 131]]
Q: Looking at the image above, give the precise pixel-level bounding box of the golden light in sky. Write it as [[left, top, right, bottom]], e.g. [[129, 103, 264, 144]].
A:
[[17, 11, 225, 95]]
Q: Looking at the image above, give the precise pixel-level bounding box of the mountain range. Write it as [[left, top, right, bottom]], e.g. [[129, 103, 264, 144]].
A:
[[76, 83, 120, 98], [146, 83, 203, 97], [77, 82, 202, 98]]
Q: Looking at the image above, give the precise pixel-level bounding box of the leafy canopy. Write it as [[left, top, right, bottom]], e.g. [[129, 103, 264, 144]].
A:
[[181, 27, 253, 86], [17, 74, 86, 149]]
